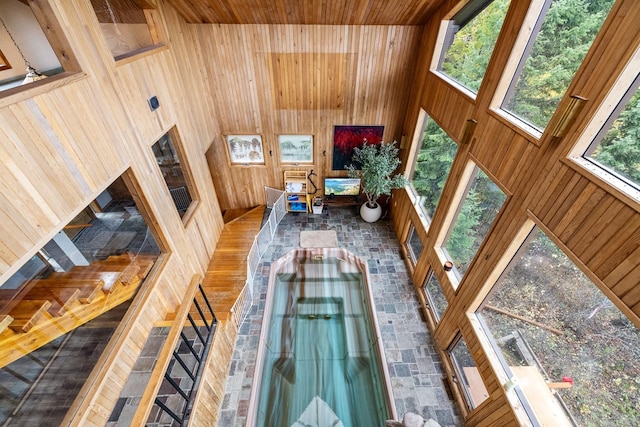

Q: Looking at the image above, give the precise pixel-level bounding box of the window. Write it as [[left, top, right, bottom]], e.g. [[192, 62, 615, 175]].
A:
[[422, 271, 448, 323], [476, 228, 640, 426], [584, 74, 640, 192], [436, 0, 511, 94], [0, 175, 162, 425], [405, 223, 424, 266], [0, 0, 79, 95], [442, 163, 507, 283], [501, 0, 615, 131], [152, 129, 197, 221], [410, 115, 458, 223], [447, 334, 489, 410], [90, 0, 165, 61]]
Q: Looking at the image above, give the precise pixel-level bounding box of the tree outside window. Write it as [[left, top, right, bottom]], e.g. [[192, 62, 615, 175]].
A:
[[410, 117, 458, 223], [443, 164, 507, 281], [438, 0, 511, 93], [502, 0, 614, 131], [585, 77, 640, 190]]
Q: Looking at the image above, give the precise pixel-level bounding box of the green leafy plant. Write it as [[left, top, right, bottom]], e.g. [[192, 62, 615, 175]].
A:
[[346, 141, 408, 208]]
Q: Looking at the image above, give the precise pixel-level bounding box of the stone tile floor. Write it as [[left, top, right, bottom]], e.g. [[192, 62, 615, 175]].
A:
[[219, 206, 462, 426]]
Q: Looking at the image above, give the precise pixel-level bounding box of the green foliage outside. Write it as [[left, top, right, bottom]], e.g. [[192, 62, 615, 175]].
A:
[[418, 1, 640, 423], [445, 168, 506, 276], [481, 230, 640, 426], [440, 0, 511, 92], [411, 119, 458, 218], [504, 0, 615, 129], [589, 90, 640, 185]]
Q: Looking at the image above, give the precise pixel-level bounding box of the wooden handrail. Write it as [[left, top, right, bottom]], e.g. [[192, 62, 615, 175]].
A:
[[129, 275, 204, 426]]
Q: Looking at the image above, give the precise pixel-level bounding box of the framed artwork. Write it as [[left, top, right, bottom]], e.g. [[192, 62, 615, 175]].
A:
[[278, 134, 313, 164], [332, 125, 384, 170], [225, 135, 265, 165]]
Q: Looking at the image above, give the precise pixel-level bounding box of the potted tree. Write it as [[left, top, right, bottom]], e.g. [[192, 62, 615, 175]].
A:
[[347, 141, 408, 222]]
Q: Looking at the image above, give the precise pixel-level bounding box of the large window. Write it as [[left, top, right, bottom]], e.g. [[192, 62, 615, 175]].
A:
[[152, 129, 197, 221], [584, 74, 640, 193], [477, 228, 640, 426], [442, 163, 507, 283], [436, 0, 511, 94], [0, 175, 162, 425], [90, 0, 165, 61], [501, 0, 614, 131], [411, 116, 458, 223]]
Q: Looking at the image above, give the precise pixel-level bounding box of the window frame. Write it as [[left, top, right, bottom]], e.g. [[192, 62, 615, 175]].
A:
[[0, 0, 82, 105], [90, 0, 167, 64], [431, 0, 510, 98], [408, 110, 460, 228], [151, 127, 200, 226]]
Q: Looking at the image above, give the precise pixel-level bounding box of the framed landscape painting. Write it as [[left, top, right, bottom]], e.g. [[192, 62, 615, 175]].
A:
[[278, 134, 313, 164], [225, 135, 265, 165], [332, 125, 384, 170]]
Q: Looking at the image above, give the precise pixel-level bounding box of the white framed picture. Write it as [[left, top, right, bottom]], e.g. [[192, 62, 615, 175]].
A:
[[278, 134, 313, 164], [225, 135, 265, 165]]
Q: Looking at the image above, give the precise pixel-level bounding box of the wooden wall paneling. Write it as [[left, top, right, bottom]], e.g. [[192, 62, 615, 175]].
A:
[[194, 24, 420, 210], [543, 177, 591, 231], [538, 171, 584, 225], [592, 232, 640, 282], [575, 205, 635, 261]]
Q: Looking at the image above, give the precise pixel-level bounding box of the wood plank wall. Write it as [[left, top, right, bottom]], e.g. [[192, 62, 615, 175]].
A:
[[0, 1, 421, 425], [0, 1, 226, 425], [392, 0, 640, 425], [196, 24, 422, 211]]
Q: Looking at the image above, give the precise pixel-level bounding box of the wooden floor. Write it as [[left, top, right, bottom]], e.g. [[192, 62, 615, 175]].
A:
[[202, 206, 265, 320]]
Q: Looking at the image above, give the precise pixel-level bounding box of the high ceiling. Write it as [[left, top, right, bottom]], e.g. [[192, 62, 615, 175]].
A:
[[164, 0, 444, 25]]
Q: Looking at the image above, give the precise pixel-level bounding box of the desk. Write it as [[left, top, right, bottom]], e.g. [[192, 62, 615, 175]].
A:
[[322, 196, 361, 207]]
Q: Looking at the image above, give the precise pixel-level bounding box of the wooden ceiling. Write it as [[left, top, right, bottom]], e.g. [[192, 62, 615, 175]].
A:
[[163, 0, 443, 25]]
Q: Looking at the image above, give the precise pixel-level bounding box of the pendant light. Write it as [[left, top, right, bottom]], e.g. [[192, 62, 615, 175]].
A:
[[0, 14, 47, 85]]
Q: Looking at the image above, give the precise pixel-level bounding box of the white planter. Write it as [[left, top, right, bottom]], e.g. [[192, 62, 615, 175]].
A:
[[360, 202, 382, 222]]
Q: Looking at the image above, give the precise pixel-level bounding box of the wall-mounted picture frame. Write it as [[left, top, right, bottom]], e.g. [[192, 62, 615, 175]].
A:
[[225, 135, 265, 165], [332, 125, 384, 170], [278, 134, 313, 164]]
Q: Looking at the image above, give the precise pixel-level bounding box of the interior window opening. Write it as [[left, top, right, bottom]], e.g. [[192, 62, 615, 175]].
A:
[[436, 0, 511, 94], [151, 128, 197, 221], [500, 0, 615, 131], [0, 174, 162, 426], [477, 227, 640, 426], [90, 0, 165, 61], [0, 0, 70, 93]]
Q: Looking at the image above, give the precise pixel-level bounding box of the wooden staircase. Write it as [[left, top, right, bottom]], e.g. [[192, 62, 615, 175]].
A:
[[0, 252, 157, 368], [203, 205, 265, 320]]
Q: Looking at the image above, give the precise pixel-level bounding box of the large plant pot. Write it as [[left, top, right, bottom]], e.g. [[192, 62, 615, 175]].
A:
[[360, 202, 382, 223]]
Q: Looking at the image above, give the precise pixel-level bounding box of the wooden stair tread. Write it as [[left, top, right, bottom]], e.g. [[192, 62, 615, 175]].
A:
[[0, 315, 14, 335], [7, 300, 52, 333], [30, 279, 105, 303], [23, 288, 81, 316]]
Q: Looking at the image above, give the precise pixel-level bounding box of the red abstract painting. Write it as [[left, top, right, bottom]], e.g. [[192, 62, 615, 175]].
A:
[[332, 125, 384, 170]]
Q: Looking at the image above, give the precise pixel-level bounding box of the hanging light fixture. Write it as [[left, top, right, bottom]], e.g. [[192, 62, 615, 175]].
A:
[[0, 14, 47, 85]]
